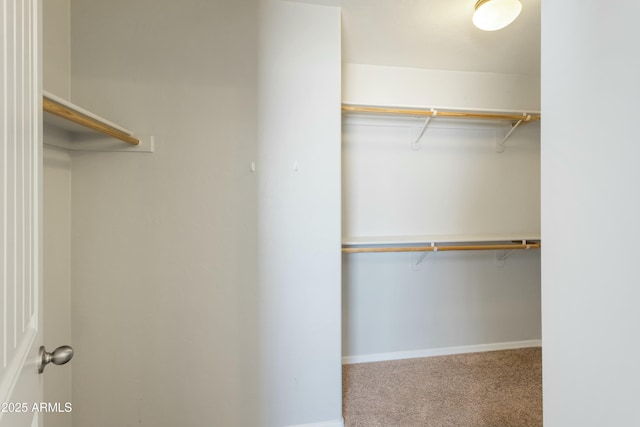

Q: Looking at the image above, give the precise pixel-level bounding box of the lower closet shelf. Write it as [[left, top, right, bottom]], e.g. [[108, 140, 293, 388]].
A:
[[342, 234, 541, 254]]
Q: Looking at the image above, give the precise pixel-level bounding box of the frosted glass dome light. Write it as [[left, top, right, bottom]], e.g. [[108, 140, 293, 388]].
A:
[[473, 0, 522, 31]]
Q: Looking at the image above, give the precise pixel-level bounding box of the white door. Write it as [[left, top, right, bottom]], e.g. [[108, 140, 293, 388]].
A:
[[0, 0, 43, 426]]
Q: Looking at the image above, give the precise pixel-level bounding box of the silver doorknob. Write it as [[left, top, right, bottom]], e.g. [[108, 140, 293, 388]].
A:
[[38, 345, 74, 374]]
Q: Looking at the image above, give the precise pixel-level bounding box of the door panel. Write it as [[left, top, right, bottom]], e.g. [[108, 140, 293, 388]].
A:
[[0, 0, 43, 425]]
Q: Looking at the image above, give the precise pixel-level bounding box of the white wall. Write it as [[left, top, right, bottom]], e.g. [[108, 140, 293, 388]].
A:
[[68, 1, 342, 426], [343, 63, 540, 111], [43, 0, 70, 99], [542, 2, 640, 426], [43, 1, 73, 427], [342, 117, 540, 237], [342, 64, 541, 360], [258, 1, 342, 425], [69, 0, 259, 426]]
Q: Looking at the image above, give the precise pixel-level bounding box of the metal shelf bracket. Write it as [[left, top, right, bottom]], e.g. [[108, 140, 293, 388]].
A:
[[495, 113, 531, 153], [412, 242, 437, 269], [494, 240, 532, 267], [411, 109, 437, 151]]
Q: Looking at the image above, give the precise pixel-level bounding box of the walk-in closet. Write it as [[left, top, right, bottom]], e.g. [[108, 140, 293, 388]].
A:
[[5, 0, 634, 426], [341, 102, 540, 361]]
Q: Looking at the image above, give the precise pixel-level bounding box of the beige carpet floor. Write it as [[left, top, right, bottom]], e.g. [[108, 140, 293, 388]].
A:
[[342, 347, 542, 427]]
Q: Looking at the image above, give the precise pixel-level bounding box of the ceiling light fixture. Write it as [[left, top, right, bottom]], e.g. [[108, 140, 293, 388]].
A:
[[472, 0, 522, 31]]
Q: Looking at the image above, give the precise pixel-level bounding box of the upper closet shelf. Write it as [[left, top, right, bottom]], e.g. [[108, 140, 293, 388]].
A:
[[43, 91, 153, 152], [342, 104, 540, 152], [342, 104, 541, 122]]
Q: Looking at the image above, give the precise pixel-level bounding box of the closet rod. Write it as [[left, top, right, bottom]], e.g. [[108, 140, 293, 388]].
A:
[[342, 242, 541, 254], [43, 95, 140, 145], [342, 105, 541, 122]]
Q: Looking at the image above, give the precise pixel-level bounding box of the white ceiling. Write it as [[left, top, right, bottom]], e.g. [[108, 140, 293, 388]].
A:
[[340, 0, 541, 76]]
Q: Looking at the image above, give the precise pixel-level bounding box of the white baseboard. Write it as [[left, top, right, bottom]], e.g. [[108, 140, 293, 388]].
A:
[[285, 418, 344, 427], [342, 340, 542, 365]]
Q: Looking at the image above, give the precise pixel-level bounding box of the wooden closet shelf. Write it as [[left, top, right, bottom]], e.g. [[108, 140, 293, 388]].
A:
[[342, 235, 541, 254], [43, 92, 140, 145], [342, 104, 541, 122], [342, 241, 541, 254]]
